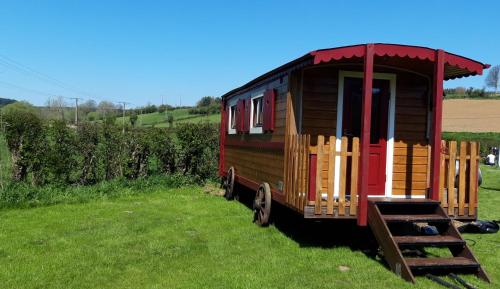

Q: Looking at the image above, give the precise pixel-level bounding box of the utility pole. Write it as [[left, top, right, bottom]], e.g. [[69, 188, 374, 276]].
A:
[[118, 101, 129, 133], [69, 97, 82, 125]]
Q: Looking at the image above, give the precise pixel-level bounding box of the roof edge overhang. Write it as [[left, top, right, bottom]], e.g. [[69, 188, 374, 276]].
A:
[[222, 43, 489, 100]]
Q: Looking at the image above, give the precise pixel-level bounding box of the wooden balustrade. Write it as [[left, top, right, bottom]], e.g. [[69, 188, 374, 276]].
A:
[[439, 140, 479, 217], [284, 134, 310, 212], [284, 135, 480, 219], [309, 136, 360, 216]]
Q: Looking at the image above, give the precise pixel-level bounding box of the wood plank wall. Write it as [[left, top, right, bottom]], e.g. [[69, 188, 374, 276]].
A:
[[301, 67, 338, 140], [392, 72, 430, 197], [223, 76, 289, 192]]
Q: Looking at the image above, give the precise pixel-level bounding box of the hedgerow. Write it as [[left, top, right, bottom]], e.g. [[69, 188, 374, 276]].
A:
[[1, 109, 219, 207]]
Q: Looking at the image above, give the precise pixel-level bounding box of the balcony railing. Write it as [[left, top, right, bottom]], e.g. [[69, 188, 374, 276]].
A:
[[283, 135, 480, 219], [439, 140, 480, 217]]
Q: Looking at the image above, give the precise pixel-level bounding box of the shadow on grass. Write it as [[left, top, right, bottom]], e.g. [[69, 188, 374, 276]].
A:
[[235, 184, 380, 256]]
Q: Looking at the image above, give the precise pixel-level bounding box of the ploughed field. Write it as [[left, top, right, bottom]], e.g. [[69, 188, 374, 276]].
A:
[[443, 99, 500, 132], [1, 167, 500, 288]]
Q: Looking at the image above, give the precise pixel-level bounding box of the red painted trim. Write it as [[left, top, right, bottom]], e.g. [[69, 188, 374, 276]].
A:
[[308, 154, 317, 201], [236, 99, 245, 133], [430, 49, 445, 201], [235, 174, 285, 204], [243, 98, 250, 133], [263, 89, 276, 132], [357, 44, 374, 227], [224, 139, 284, 150], [310, 44, 486, 79], [219, 102, 226, 176], [445, 53, 484, 76], [374, 44, 435, 61]]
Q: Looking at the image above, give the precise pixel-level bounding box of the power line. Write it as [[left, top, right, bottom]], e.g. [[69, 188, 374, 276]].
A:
[[0, 53, 98, 99], [0, 79, 56, 97]]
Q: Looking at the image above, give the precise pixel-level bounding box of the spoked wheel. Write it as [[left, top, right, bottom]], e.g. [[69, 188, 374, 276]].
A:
[[224, 167, 236, 200], [253, 183, 271, 226]]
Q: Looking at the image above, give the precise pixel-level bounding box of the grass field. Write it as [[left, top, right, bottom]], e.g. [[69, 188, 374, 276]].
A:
[[115, 108, 220, 128], [0, 166, 499, 288]]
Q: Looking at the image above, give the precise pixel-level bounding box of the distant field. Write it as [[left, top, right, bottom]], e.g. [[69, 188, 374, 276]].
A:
[[116, 108, 220, 128], [443, 99, 500, 132]]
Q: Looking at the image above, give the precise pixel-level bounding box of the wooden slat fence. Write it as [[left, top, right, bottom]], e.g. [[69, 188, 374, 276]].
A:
[[284, 134, 310, 212], [284, 134, 360, 215], [285, 136, 479, 219], [310, 136, 360, 216], [439, 140, 479, 217]]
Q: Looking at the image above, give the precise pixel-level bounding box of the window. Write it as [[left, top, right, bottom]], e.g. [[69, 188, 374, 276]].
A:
[[228, 104, 237, 134], [250, 93, 264, 134]]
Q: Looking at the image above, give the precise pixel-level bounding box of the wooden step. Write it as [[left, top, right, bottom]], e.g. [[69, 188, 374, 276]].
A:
[[383, 214, 449, 223], [370, 198, 440, 205], [394, 235, 465, 247], [406, 257, 479, 270]]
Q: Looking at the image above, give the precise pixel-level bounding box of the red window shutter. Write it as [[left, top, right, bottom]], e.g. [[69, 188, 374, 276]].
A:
[[263, 89, 276, 132], [243, 98, 250, 133], [236, 99, 244, 133]]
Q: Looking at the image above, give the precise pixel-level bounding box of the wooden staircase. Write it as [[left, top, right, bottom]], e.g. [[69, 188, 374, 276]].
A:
[[367, 198, 490, 283]]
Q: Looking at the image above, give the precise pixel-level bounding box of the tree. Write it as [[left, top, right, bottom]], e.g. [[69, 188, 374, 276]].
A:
[[130, 111, 138, 126], [197, 96, 214, 107], [46, 96, 66, 120], [158, 104, 167, 113], [80, 99, 97, 117], [167, 114, 174, 128], [98, 101, 117, 119], [486, 65, 500, 93], [1, 101, 36, 115]]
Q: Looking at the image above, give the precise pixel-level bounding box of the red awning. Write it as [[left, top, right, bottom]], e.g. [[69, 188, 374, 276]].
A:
[[310, 44, 489, 80]]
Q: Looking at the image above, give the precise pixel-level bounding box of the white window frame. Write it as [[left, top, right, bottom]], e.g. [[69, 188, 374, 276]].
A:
[[249, 91, 264, 134], [227, 98, 238, 135]]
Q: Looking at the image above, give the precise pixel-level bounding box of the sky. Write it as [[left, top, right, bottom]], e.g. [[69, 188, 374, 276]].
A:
[[0, 0, 498, 107]]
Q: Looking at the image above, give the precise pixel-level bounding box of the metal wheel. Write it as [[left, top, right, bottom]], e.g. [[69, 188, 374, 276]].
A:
[[224, 167, 236, 200], [253, 183, 271, 226]]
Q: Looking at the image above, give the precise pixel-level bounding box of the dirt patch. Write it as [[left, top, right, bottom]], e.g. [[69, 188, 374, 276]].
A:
[[443, 99, 500, 132]]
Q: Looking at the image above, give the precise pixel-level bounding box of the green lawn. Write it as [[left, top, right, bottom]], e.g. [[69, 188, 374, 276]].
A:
[[115, 109, 221, 128], [1, 167, 500, 288]]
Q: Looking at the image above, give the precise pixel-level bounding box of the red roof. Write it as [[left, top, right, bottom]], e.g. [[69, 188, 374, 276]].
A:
[[311, 44, 488, 79], [222, 43, 489, 99]]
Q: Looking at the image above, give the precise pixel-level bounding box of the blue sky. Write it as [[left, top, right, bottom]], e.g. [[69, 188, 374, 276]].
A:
[[0, 0, 498, 107]]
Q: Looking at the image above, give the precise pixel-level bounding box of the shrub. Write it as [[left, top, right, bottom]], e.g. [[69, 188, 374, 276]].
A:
[[122, 129, 150, 179], [77, 123, 100, 185], [176, 123, 219, 182], [3, 110, 46, 184], [98, 123, 123, 180], [149, 128, 177, 174], [46, 120, 77, 184], [129, 112, 138, 126]]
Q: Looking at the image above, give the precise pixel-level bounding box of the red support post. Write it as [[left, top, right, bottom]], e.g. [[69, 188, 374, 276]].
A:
[[430, 50, 445, 201], [357, 44, 374, 226], [219, 101, 226, 176]]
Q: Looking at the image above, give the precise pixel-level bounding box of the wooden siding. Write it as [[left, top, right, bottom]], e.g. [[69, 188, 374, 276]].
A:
[[392, 72, 430, 197], [223, 75, 288, 192], [301, 67, 338, 138]]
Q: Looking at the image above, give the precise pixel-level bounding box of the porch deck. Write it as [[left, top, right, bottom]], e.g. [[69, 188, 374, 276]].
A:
[[283, 134, 480, 220]]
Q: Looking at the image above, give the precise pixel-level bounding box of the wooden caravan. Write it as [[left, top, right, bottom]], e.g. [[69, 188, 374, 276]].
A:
[[220, 44, 490, 282]]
